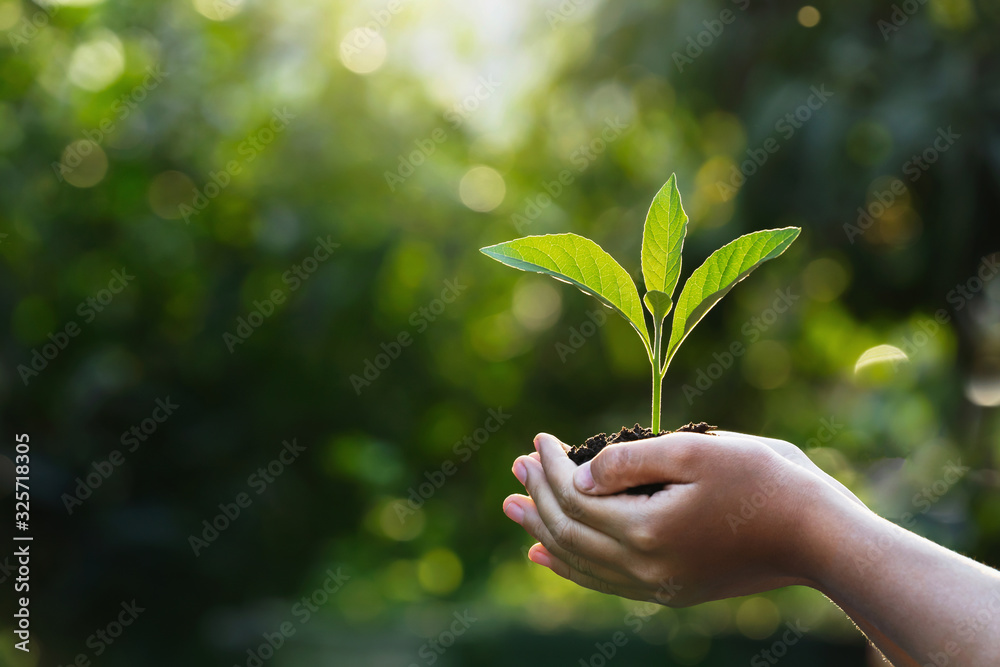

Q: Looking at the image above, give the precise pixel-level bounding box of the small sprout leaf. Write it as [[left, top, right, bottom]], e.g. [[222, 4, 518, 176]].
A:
[[665, 227, 801, 365], [641, 173, 688, 301], [480, 234, 650, 351], [643, 290, 673, 324]]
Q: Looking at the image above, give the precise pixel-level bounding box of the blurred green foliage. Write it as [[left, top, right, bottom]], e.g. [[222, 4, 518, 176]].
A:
[[1, 0, 999, 665]]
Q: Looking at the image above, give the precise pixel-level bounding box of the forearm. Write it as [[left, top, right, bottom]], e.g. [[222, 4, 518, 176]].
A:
[[807, 496, 1000, 665], [829, 597, 921, 666]]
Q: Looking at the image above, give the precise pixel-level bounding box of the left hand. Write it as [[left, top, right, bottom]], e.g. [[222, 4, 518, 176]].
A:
[[502, 430, 850, 606]]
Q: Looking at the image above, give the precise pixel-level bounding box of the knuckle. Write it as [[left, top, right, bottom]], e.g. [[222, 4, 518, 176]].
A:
[[592, 577, 616, 596], [600, 443, 637, 480], [632, 562, 666, 589], [572, 554, 596, 578], [562, 493, 586, 520], [552, 517, 579, 550], [626, 523, 659, 553], [671, 442, 700, 471]]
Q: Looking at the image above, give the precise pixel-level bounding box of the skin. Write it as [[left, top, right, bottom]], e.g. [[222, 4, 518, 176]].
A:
[[503, 430, 1000, 666]]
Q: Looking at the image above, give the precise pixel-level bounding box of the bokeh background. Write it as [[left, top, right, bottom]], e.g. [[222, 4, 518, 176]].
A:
[[1, 0, 1000, 664]]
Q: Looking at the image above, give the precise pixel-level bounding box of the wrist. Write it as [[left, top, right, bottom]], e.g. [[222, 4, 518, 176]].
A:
[[787, 473, 876, 591]]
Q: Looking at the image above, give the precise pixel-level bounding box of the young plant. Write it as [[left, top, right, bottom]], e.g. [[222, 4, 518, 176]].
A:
[[480, 174, 800, 433]]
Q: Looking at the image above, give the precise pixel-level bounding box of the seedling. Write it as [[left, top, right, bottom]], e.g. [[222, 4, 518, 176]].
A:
[[481, 174, 800, 433]]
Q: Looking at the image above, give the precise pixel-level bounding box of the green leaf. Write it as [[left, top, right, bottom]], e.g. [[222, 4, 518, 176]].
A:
[[643, 290, 673, 324], [480, 234, 650, 352], [641, 174, 688, 313], [665, 227, 801, 365]]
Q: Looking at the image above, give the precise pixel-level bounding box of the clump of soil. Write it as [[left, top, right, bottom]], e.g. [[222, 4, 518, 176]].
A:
[[568, 422, 717, 496]]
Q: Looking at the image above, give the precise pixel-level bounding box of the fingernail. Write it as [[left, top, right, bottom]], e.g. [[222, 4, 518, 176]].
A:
[[512, 461, 527, 485], [504, 500, 524, 523], [529, 548, 552, 568], [574, 463, 595, 492]]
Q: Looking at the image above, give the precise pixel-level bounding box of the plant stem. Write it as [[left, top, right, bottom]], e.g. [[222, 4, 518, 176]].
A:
[[651, 319, 663, 433]]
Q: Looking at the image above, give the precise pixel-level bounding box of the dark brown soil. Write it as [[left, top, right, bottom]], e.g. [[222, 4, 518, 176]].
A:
[[568, 422, 717, 495]]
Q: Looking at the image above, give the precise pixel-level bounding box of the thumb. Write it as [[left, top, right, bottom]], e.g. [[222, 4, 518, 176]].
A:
[[573, 437, 700, 495]]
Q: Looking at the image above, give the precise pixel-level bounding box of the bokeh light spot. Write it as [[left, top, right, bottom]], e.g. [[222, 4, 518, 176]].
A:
[[417, 548, 463, 595], [669, 625, 712, 665], [512, 277, 562, 332], [0, 1, 22, 30], [59, 140, 108, 188], [929, 0, 976, 30], [192, 0, 245, 22], [380, 560, 422, 602], [377, 499, 425, 541], [855, 344, 909, 374], [735, 597, 781, 639], [336, 578, 384, 623], [68, 31, 125, 91], [459, 165, 506, 212], [743, 340, 792, 390], [966, 376, 1000, 407], [803, 257, 850, 302], [847, 121, 893, 166], [797, 6, 821, 27], [339, 28, 387, 75], [149, 171, 196, 220]]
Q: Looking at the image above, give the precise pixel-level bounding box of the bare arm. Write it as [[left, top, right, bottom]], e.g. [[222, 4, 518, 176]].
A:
[[503, 431, 1000, 666]]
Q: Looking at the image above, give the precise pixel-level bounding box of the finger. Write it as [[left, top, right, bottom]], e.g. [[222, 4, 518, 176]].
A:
[[515, 452, 637, 550], [529, 437, 654, 539], [574, 433, 707, 496], [503, 494, 635, 585], [535, 433, 593, 511], [528, 544, 649, 601], [534, 435, 572, 454]]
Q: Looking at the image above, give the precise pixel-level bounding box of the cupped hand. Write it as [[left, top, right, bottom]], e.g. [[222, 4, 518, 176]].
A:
[[503, 430, 859, 606]]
